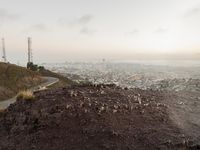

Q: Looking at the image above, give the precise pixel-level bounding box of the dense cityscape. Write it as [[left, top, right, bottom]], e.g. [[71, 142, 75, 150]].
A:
[[44, 61, 200, 92]]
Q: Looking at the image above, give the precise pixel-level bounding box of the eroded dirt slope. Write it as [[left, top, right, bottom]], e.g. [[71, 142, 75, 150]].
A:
[[0, 84, 198, 150]]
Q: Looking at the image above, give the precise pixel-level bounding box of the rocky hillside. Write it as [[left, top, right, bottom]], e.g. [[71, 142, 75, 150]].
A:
[[0, 62, 44, 101], [0, 84, 198, 150]]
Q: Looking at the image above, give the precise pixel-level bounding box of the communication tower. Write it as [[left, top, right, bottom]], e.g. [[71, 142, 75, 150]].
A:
[[2, 38, 7, 62]]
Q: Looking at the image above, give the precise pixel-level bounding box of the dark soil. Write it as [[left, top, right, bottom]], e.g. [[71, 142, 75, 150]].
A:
[[0, 84, 198, 150]]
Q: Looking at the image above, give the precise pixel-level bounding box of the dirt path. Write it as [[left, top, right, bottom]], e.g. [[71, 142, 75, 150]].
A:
[[0, 77, 59, 110], [161, 91, 200, 146]]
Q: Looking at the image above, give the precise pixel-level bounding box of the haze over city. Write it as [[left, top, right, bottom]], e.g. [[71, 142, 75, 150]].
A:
[[1, 0, 200, 63]]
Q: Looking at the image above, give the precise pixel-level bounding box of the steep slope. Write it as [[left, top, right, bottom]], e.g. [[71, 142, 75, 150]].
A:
[[0, 84, 197, 150], [0, 62, 44, 101]]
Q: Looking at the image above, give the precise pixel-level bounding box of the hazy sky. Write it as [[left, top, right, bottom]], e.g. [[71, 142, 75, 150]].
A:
[[1, 0, 200, 63]]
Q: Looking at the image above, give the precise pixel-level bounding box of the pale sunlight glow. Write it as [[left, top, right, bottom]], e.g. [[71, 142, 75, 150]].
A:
[[0, 0, 200, 63]]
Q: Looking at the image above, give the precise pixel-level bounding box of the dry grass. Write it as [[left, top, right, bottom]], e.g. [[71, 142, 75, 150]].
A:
[[0, 109, 5, 113], [16, 90, 35, 100], [0, 62, 43, 101]]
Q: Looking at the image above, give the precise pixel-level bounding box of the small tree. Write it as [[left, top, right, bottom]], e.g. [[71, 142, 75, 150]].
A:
[[27, 62, 45, 72], [38, 66, 45, 71], [27, 62, 38, 71]]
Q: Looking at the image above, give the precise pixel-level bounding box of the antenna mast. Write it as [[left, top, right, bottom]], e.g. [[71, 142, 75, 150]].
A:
[[2, 38, 7, 62], [28, 37, 33, 63]]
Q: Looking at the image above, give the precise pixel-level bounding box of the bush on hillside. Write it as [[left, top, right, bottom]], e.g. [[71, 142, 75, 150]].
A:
[[27, 62, 45, 72], [16, 90, 35, 101]]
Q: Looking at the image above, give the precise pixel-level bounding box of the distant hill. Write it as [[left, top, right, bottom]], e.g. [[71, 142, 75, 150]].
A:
[[0, 62, 44, 101]]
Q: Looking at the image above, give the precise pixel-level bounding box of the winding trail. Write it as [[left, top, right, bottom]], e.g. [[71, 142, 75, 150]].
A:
[[0, 77, 59, 110]]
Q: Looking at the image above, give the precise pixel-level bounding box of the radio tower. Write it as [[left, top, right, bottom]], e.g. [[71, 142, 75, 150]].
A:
[[2, 38, 7, 62], [28, 37, 33, 63]]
